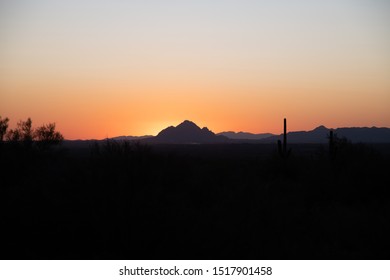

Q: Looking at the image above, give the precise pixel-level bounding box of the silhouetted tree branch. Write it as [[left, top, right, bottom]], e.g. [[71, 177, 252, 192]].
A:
[[4, 117, 64, 150], [35, 123, 64, 150], [0, 116, 9, 142], [6, 118, 34, 148]]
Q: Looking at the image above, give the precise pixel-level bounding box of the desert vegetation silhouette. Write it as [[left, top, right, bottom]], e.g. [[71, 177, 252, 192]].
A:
[[0, 116, 63, 150], [0, 115, 389, 259]]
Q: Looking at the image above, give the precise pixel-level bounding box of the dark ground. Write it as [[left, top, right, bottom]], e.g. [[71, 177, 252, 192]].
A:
[[1, 141, 389, 259]]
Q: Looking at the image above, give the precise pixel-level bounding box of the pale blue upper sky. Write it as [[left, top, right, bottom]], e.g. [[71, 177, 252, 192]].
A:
[[1, 0, 389, 138]]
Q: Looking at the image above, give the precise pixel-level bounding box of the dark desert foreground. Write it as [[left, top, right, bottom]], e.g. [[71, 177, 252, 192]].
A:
[[1, 141, 390, 259]]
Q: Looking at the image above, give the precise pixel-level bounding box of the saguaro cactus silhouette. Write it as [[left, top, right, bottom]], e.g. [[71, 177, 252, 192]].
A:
[[329, 129, 333, 149], [277, 118, 291, 159], [328, 130, 337, 159]]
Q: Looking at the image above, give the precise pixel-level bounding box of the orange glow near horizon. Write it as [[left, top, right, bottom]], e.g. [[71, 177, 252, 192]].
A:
[[1, 1, 390, 139], [2, 80, 389, 140]]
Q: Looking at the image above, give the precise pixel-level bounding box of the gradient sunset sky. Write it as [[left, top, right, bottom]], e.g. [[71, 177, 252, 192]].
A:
[[1, 0, 389, 139]]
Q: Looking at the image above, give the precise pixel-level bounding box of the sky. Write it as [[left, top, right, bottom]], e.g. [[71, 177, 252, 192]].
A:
[[1, 0, 389, 139]]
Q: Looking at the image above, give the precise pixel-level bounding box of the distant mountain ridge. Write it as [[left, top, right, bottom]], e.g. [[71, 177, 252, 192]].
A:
[[107, 121, 390, 144], [217, 131, 275, 140], [111, 135, 153, 141], [261, 126, 390, 143]]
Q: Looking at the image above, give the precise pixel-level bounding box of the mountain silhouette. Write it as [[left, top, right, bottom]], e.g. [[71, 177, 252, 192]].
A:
[[148, 120, 229, 144], [111, 135, 153, 141], [217, 131, 275, 140], [108, 123, 390, 144], [261, 125, 390, 143]]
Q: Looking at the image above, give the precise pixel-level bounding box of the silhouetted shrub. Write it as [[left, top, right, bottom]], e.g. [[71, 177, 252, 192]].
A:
[[3, 117, 64, 151], [5, 117, 33, 148], [0, 116, 9, 142], [35, 123, 64, 150]]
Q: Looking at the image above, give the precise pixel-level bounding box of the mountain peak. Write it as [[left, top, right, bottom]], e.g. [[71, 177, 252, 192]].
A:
[[154, 120, 228, 143], [177, 120, 200, 129], [313, 125, 328, 131]]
